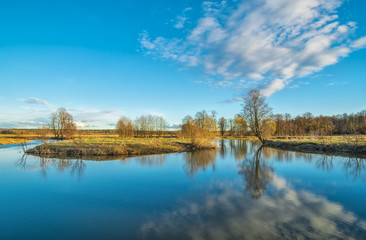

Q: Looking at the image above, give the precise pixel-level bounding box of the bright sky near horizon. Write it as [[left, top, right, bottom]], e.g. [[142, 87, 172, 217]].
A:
[[1, 0, 366, 129]]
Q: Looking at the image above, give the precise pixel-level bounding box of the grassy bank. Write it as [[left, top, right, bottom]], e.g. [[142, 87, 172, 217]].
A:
[[26, 136, 216, 158], [0, 138, 30, 145], [0, 133, 52, 145], [263, 135, 366, 157]]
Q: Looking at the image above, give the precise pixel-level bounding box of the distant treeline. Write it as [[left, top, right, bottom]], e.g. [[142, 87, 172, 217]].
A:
[[0, 128, 178, 137], [273, 110, 366, 136]]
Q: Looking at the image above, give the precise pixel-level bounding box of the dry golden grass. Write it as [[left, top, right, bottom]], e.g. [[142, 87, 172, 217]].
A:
[[264, 135, 366, 157], [0, 138, 30, 145], [26, 136, 205, 157], [269, 135, 366, 146]]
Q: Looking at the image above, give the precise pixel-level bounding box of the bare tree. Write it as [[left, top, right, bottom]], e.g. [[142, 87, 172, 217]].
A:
[[227, 118, 235, 136], [133, 115, 167, 137], [50, 112, 59, 139], [49, 108, 77, 139], [134, 116, 147, 137], [157, 116, 167, 136], [242, 90, 273, 143], [218, 117, 227, 137]]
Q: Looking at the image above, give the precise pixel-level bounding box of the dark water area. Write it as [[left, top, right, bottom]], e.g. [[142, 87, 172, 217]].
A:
[[0, 140, 365, 239]]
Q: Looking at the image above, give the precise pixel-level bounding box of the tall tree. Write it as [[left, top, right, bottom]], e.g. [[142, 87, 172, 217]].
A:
[[242, 90, 273, 143]]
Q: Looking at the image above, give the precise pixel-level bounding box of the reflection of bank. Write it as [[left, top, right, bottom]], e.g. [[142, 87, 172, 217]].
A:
[[183, 140, 256, 178], [183, 150, 218, 178], [131, 154, 166, 167], [238, 147, 274, 199]]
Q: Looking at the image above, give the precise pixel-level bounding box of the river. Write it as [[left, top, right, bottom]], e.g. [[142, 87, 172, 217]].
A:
[[0, 140, 365, 239]]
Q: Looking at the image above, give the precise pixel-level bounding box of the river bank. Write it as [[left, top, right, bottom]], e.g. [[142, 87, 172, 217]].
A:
[[263, 139, 366, 157]]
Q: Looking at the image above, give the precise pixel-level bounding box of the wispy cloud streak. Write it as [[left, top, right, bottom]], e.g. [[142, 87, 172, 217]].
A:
[[21, 97, 52, 107]]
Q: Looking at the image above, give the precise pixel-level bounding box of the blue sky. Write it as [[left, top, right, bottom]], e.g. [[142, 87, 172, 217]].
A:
[[1, 0, 365, 129]]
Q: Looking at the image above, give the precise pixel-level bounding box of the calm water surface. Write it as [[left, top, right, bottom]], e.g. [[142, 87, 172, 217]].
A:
[[0, 140, 365, 239]]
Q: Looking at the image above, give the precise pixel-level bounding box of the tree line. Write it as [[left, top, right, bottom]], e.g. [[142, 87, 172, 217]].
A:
[[117, 114, 167, 138], [39, 95, 365, 142], [180, 90, 365, 144], [273, 110, 366, 136]]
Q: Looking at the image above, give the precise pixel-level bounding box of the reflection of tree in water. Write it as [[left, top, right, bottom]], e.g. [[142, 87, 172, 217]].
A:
[[238, 147, 273, 199], [314, 156, 366, 183], [316, 156, 334, 172], [183, 150, 218, 178], [261, 147, 314, 163], [270, 149, 293, 162], [260, 146, 277, 159], [17, 154, 86, 180], [219, 140, 226, 159], [344, 158, 366, 184], [229, 140, 249, 161]]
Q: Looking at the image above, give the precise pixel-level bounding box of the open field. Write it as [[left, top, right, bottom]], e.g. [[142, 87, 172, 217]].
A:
[[25, 135, 216, 158]]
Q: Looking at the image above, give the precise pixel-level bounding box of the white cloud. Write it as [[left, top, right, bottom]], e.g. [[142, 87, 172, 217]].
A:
[[75, 121, 94, 129], [261, 78, 287, 97], [21, 97, 51, 107], [139, 0, 366, 96], [167, 123, 181, 130], [247, 73, 264, 81], [173, 7, 192, 29], [0, 106, 124, 129], [183, 7, 192, 12], [73, 109, 119, 122], [0, 120, 46, 129], [219, 96, 245, 104], [71, 109, 124, 129], [174, 16, 188, 29], [351, 36, 366, 49]]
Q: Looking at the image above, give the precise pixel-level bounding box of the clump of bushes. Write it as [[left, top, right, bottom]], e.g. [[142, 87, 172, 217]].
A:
[[178, 112, 216, 149], [116, 117, 134, 138]]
